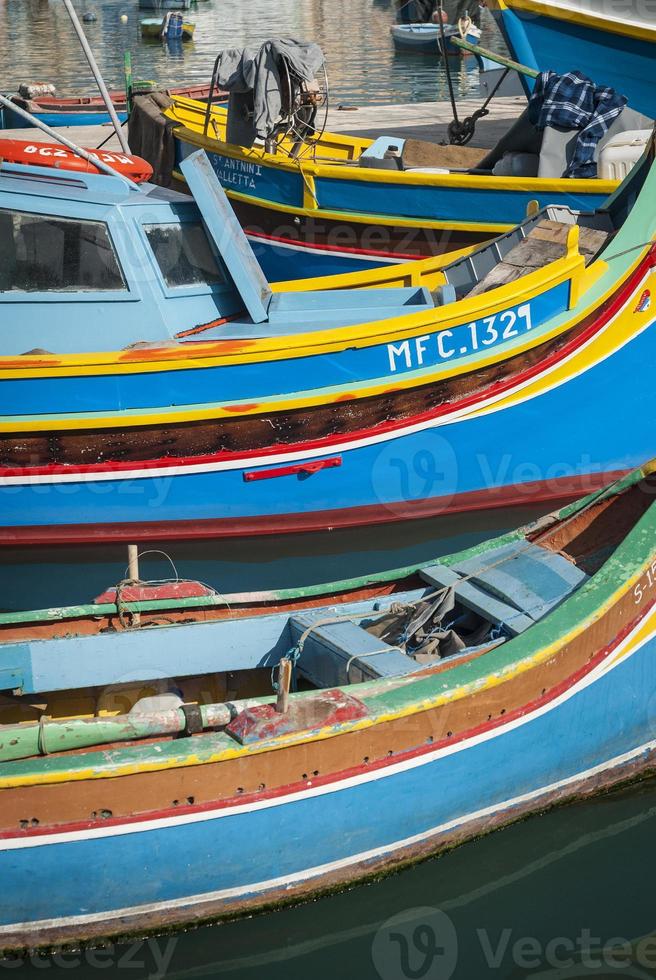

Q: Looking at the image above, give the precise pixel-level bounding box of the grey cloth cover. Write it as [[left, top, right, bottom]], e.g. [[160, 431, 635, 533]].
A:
[[214, 37, 324, 143], [477, 105, 652, 180], [127, 91, 176, 187]]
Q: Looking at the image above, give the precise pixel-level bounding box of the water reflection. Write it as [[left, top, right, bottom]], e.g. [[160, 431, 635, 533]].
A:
[[0, 0, 508, 105]]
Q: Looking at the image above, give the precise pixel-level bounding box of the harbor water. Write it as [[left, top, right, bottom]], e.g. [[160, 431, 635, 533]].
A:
[[0, 0, 508, 105]]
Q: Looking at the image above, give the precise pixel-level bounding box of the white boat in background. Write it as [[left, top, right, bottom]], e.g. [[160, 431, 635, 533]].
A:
[[391, 21, 481, 53]]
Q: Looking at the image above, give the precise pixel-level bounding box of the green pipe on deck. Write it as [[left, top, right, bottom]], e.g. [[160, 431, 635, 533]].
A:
[[0, 701, 236, 764]]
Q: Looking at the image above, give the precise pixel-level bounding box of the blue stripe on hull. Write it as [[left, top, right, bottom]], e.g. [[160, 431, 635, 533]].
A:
[[2, 623, 653, 929], [2, 308, 654, 528], [314, 176, 607, 225], [0, 282, 569, 415]]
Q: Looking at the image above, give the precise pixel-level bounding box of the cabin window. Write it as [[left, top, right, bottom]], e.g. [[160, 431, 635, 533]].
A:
[[0, 209, 126, 292], [144, 221, 226, 288]]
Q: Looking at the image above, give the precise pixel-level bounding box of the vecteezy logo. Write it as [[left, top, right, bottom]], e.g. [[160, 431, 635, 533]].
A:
[[634, 289, 651, 313], [372, 907, 458, 980]]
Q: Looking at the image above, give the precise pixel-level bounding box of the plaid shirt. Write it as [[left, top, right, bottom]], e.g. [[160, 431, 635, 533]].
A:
[[528, 70, 627, 178]]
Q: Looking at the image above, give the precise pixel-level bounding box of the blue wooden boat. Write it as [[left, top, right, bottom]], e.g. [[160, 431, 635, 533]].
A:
[[0, 464, 655, 950], [488, 0, 656, 119], [0, 133, 655, 574]]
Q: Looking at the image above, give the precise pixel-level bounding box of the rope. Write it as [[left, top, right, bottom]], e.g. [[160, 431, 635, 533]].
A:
[[437, 2, 461, 135], [447, 66, 510, 146]]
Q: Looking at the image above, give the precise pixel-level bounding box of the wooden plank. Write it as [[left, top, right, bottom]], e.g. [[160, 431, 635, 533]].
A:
[[180, 149, 272, 322]]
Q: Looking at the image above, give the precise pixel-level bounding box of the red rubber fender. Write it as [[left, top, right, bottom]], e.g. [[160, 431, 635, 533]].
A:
[[0, 139, 153, 183]]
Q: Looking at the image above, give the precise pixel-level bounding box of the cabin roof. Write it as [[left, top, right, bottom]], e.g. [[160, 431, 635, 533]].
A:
[[0, 161, 187, 207]]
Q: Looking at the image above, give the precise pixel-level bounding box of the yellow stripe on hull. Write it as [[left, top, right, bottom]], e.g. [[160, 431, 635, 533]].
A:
[[0, 250, 584, 380]]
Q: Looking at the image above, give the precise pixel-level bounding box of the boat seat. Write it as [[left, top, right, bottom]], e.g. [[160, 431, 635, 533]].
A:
[[419, 541, 588, 636], [289, 612, 417, 687]]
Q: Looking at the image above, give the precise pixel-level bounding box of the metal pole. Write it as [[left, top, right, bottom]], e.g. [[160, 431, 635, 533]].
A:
[[62, 0, 131, 154], [0, 92, 140, 188]]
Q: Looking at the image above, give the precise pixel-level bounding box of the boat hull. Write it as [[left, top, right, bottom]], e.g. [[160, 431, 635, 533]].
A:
[[489, 0, 656, 118], [166, 109, 614, 279], [1, 243, 654, 548], [2, 600, 655, 951]]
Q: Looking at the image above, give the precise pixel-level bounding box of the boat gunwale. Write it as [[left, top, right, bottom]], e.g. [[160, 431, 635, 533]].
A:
[[168, 101, 618, 195]]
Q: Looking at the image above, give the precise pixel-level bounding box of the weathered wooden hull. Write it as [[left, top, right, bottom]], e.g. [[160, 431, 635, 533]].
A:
[[1, 482, 655, 951]]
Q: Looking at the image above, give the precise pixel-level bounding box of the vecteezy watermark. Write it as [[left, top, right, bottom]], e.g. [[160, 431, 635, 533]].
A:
[[372, 907, 459, 980], [372, 908, 656, 979], [0, 937, 178, 977]]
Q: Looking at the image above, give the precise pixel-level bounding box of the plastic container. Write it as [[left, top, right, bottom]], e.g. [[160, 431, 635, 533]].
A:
[[598, 130, 652, 181]]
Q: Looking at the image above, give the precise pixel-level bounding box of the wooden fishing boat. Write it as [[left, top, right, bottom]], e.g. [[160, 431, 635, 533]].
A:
[[159, 90, 650, 278], [140, 16, 196, 40], [1, 464, 656, 950], [1, 132, 655, 584], [0, 83, 217, 130], [488, 0, 656, 119], [390, 21, 481, 53]]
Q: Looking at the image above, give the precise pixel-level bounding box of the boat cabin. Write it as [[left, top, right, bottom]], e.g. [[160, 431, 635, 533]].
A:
[[0, 155, 434, 356]]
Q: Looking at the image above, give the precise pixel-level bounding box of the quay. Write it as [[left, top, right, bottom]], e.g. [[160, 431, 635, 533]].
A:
[[0, 95, 527, 152]]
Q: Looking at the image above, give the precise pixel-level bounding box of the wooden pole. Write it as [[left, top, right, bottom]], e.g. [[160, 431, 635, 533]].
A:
[[275, 658, 292, 714], [127, 545, 140, 583], [127, 545, 141, 625]]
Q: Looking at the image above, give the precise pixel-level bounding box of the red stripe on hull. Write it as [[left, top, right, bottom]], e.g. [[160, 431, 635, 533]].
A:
[[245, 228, 421, 261], [0, 470, 627, 546]]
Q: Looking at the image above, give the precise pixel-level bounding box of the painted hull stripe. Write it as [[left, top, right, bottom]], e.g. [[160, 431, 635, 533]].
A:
[[2, 726, 655, 935], [2, 263, 652, 487], [1, 611, 652, 853], [246, 230, 411, 262]]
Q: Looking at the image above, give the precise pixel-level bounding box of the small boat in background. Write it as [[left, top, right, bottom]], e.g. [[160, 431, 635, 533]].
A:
[[140, 13, 196, 40], [391, 20, 481, 54], [0, 83, 216, 130], [138, 0, 192, 8], [1, 464, 656, 950]]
